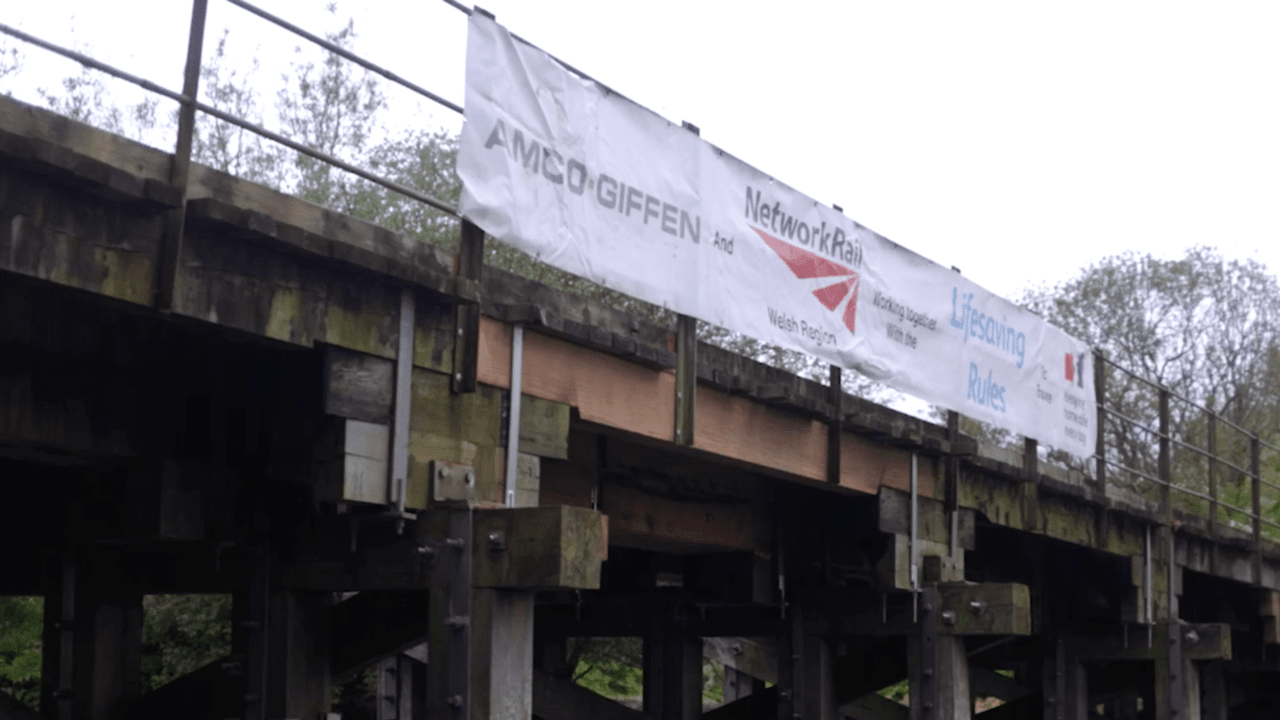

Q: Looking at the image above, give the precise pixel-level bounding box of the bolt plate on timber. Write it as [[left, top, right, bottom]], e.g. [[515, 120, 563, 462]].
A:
[[431, 460, 476, 503]]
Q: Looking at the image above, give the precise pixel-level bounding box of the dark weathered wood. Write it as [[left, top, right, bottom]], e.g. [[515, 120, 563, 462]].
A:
[[452, 219, 485, 393], [702, 687, 777, 720], [324, 344, 395, 423], [265, 591, 332, 719], [330, 592, 430, 680], [674, 313, 697, 446], [471, 505, 606, 590], [1067, 622, 1230, 661], [879, 487, 977, 550], [643, 619, 701, 720], [703, 637, 778, 684]]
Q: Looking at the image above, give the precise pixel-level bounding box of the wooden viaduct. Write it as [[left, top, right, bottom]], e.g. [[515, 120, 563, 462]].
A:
[[1, 90, 1280, 720]]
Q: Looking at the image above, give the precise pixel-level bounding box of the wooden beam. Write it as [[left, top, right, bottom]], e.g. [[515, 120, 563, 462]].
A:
[[840, 692, 908, 720], [702, 637, 777, 684], [330, 591, 430, 680], [1067, 623, 1231, 661], [471, 506, 606, 590], [533, 668, 650, 720]]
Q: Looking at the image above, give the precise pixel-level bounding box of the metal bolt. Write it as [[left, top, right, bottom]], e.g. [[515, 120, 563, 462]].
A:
[[970, 600, 987, 613], [487, 530, 507, 551], [942, 610, 957, 626], [466, 470, 475, 486], [437, 465, 447, 480], [455, 373, 463, 383], [445, 615, 469, 627], [446, 695, 464, 708], [416, 545, 437, 557], [923, 668, 933, 678], [446, 537, 465, 549]]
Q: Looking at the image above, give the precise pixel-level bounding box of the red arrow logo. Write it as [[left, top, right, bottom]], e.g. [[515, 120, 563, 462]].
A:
[[753, 226, 860, 334]]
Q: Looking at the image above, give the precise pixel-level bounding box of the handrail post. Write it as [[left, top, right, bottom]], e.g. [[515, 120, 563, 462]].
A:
[[1093, 348, 1107, 496], [1158, 388, 1171, 520], [1252, 434, 1263, 585], [1207, 411, 1218, 540], [155, 0, 208, 311]]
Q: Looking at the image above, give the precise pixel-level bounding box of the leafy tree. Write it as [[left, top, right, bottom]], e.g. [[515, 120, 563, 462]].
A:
[[140, 595, 232, 691], [1022, 247, 1280, 517], [0, 597, 41, 709]]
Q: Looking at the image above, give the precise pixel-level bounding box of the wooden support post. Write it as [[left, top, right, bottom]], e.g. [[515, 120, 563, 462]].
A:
[[1042, 638, 1087, 720], [452, 219, 485, 394], [40, 547, 143, 720], [643, 618, 701, 720], [236, 544, 270, 720], [265, 591, 333, 719], [724, 667, 766, 703], [674, 313, 697, 446], [1199, 661, 1227, 720], [470, 589, 536, 720], [429, 507, 473, 720], [1153, 621, 1187, 720]]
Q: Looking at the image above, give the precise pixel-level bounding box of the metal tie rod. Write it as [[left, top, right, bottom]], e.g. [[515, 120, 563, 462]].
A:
[[223, 0, 465, 115]]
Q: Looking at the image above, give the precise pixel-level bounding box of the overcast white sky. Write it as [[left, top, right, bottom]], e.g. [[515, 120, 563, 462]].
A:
[[5, 0, 1279, 303]]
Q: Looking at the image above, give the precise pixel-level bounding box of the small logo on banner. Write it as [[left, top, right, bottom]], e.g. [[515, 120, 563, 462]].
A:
[[1064, 352, 1087, 387], [752, 227, 861, 334]]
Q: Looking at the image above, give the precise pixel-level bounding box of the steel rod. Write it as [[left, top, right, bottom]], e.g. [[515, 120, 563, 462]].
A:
[[225, 0, 465, 114]]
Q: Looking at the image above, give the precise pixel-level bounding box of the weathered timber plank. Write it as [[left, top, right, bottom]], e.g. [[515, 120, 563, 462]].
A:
[[603, 480, 771, 554], [939, 582, 1031, 636], [1068, 622, 1231, 661], [879, 486, 976, 549], [702, 637, 778, 685], [0, 213, 157, 306]]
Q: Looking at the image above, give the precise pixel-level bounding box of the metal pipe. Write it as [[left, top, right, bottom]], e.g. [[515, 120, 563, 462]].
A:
[[391, 288, 416, 527], [911, 450, 921, 607], [504, 324, 524, 507], [224, 0, 465, 114]]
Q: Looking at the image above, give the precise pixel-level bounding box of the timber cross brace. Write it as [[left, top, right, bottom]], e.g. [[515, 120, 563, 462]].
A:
[[5, 93, 1280, 720]]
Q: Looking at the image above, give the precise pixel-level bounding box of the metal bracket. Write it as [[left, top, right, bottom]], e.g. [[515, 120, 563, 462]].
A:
[[431, 460, 477, 503]]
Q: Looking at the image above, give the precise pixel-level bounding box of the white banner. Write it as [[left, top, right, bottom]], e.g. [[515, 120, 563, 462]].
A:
[[458, 13, 1096, 457]]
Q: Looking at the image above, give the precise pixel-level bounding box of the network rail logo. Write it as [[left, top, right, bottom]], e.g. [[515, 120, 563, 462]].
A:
[[752, 226, 861, 334]]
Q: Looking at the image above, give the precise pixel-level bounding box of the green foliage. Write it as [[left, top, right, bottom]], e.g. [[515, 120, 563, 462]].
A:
[[0, 597, 41, 709], [140, 595, 232, 691], [1022, 247, 1280, 519], [566, 637, 723, 704]]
